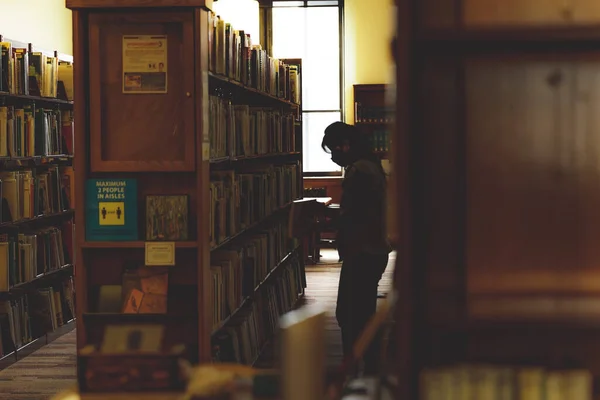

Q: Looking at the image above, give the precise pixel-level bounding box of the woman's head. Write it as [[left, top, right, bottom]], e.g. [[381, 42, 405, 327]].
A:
[[321, 122, 371, 167]]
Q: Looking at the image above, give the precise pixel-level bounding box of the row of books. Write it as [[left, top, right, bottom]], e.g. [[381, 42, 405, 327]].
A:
[[0, 166, 73, 223], [0, 221, 73, 290], [209, 164, 301, 247], [0, 106, 74, 158], [211, 253, 304, 364], [209, 97, 297, 159], [210, 220, 300, 331], [368, 130, 390, 153], [0, 275, 75, 356], [208, 13, 300, 104], [0, 41, 74, 100], [354, 103, 393, 124], [420, 365, 592, 400]]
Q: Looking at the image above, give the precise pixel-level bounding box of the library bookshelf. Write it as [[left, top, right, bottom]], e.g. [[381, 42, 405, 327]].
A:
[[0, 36, 76, 368], [67, 0, 305, 367], [353, 84, 390, 160], [393, 0, 600, 397]]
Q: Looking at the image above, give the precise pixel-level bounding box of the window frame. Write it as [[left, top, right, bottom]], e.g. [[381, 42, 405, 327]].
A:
[[272, 0, 345, 177]]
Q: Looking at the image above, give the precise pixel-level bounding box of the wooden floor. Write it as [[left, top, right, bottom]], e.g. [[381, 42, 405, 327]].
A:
[[0, 328, 77, 399], [0, 249, 395, 399], [255, 249, 396, 371]]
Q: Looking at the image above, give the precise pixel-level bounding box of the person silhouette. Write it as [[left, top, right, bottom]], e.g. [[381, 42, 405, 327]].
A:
[[101, 207, 107, 219], [116, 207, 122, 220], [320, 122, 391, 377]]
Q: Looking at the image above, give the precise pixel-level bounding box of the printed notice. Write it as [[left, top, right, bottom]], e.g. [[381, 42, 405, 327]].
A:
[[86, 179, 138, 241], [145, 242, 176, 266], [122, 35, 168, 94]]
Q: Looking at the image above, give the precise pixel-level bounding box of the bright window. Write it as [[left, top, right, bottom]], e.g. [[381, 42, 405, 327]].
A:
[[212, 0, 260, 44], [272, 1, 343, 174]]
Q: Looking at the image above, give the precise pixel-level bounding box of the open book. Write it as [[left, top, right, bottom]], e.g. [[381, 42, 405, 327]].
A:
[[288, 198, 321, 239]]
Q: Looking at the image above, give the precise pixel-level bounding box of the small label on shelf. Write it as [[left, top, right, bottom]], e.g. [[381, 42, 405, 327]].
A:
[[145, 242, 175, 266], [202, 142, 210, 161]]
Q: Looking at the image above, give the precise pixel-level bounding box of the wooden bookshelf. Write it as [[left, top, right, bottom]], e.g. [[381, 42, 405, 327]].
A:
[[0, 36, 76, 369], [394, 0, 600, 397], [353, 84, 390, 159], [68, 0, 306, 370]]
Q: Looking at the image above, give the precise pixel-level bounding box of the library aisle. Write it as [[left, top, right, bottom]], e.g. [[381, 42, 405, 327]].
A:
[[0, 250, 395, 399]]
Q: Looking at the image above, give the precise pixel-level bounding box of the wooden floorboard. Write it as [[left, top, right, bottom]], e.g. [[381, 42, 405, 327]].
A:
[[0, 250, 395, 399], [0, 328, 77, 399]]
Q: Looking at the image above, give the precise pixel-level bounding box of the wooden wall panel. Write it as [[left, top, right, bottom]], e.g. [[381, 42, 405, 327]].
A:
[[419, 56, 465, 325], [418, 0, 458, 29], [303, 177, 342, 204], [420, 0, 600, 31], [466, 56, 600, 304], [573, 0, 600, 23], [463, 0, 570, 26]]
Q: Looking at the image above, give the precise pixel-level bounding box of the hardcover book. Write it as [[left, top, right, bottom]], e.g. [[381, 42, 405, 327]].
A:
[[85, 179, 138, 241], [121, 267, 169, 314]]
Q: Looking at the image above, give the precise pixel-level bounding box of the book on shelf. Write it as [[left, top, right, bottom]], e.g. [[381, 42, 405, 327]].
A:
[[209, 164, 300, 248], [121, 267, 169, 314], [367, 130, 390, 154], [0, 166, 72, 224], [208, 98, 297, 160], [0, 221, 73, 290], [354, 102, 393, 124], [0, 38, 74, 101], [57, 61, 74, 101], [210, 220, 301, 331], [420, 365, 592, 400], [0, 104, 74, 158], [0, 274, 75, 357], [208, 12, 300, 105], [85, 178, 138, 241], [211, 252, 305, 365]]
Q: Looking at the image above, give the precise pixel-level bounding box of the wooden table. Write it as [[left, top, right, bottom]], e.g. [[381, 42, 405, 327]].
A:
[[301, 197, 333, 264]]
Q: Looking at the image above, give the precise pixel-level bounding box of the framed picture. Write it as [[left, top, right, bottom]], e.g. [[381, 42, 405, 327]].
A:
[[145, 195, 189, 241]]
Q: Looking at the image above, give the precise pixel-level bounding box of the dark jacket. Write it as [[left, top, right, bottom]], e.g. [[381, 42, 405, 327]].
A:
[[336, 158, 391, 258]]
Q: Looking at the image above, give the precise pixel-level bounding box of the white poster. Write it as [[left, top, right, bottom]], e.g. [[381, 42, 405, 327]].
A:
[[122, 35, 168, 94]]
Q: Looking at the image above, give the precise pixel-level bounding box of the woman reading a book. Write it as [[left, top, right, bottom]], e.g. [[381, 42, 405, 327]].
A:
[[320, 121, 392, 376]]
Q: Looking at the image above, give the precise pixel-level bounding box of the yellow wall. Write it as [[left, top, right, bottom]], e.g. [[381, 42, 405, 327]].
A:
[[3, 0, 72, 54], [344, 0, 395, 123]]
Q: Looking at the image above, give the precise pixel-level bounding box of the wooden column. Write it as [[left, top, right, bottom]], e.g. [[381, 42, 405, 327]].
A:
[[66, 0, 214, 363]]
